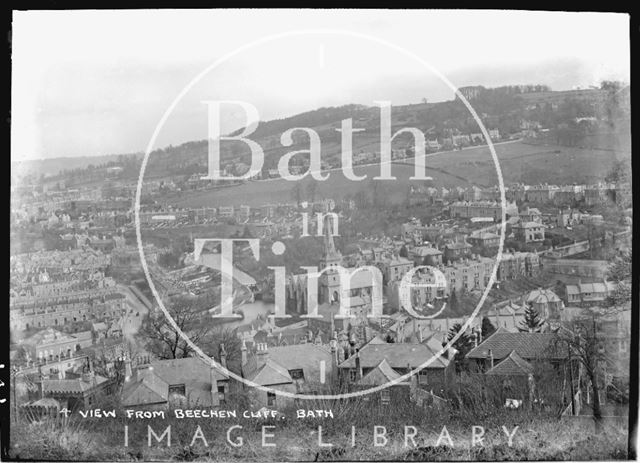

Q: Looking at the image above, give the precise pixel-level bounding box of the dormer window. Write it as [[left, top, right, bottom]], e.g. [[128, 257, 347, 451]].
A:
[[168, 384, 186, 396]]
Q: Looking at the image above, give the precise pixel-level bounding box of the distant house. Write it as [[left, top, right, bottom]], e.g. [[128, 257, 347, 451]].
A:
[[121, 356, 229, 409], [444, 241, 472, 262], [526, 288, 563, 319], [409, 246, 443, 266], [519, 207, 542, 224], [512, 221, 545, 242], [21, 328, 93, 363], [484, 300, 528, 332], [468, 232, 500, 248], [565, 280, 617, 307]]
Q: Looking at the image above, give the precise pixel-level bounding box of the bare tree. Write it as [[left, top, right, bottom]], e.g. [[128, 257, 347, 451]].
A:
[[140, 296, 212, 360], [556, 310, 619, 433]]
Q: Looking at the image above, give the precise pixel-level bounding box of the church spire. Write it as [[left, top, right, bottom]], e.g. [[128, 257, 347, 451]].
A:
[[322, 215, 339, 258], [320, 214, 342, 270]]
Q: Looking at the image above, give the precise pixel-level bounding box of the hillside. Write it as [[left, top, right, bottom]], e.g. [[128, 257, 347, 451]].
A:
[[15, 84, 630, 183], [165, 140, 628, 208]]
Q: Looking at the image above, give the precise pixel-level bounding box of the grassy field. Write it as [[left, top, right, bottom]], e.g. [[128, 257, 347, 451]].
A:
[[164, 141, 627, 208], [9, 409, 629, 461]]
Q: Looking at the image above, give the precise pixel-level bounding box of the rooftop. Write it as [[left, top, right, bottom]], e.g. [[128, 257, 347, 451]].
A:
[[466, 327, 566, 361]]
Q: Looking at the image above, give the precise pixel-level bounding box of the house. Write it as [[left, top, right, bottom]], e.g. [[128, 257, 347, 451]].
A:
[[121, 356, 230, 409], [526, 288, 563, 319], [519, 207, 542, 224], [484, 300, 527, 332], [21, 328, 93, 363], [338, 342, 454, 396], [444, 241, 472, 262], [466, 327, 567, 372], [40, 369, 113, 411], [468, 232, 500, 248], [240, 342, 335, 408], [497, 251, 540, 280], [512, 221, 545, 242], [484, 350, 534, 401], [409, 246, 443, 266], [565, 280, 617, 307]]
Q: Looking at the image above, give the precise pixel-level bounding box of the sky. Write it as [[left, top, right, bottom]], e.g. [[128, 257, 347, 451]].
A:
[[11, 9, 630, 162]]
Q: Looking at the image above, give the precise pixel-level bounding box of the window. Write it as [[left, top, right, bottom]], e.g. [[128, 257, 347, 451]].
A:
[[168, 384, 186, 396], [267, 391, 276, 406], [349, 370, 357, 382], [289, 369, 304, 381], [380, 389, 390, 405], [217, 384, 226, 405]]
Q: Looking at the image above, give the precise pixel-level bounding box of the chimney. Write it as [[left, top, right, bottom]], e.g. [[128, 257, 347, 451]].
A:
[[330, 339, 338, 384], [219, 343, 227, 369], [256, 343, 269, 369], [409, 362, 418, 401], [124, 357, 132, 380], [38, 365, 44, 399], [488, 349, 494, 370], [240, 339, 247, 366], [355, 349, 363, 382]]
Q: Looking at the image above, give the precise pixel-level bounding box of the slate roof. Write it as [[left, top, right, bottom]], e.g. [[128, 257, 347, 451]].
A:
[[338, 342, 449, 370], [23, 328, 77, 346], [266, 344, 332, 371], [446, 242, 471, 250], [526, 289, 561, 304], [358, 359, 403, 385], [142, 356, 228, 383], [485, 350, 534, 376], [246, 359, 292, 386], [243, 344, 333, 386], [121, 356, 228, 408], [466, 327, 566, 361], [43, 375, 109, 394], [515, 221, 545, 229], [413, 247, 442, 257], [121, 374, 167, 406]]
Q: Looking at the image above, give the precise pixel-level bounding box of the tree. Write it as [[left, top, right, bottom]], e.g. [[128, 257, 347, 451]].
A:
[[605, 160, 630, 185], [607, 250, 631, 282], [606, 250, 631, 307], [140, 296, 212, 360], [519, 306, 544, 332], [557, 314, 610, 432], [241, 225, 253, 239], [448, 289, 458, 312], [481, 317, 496, 339], [399, 245, 408, 258], [203, 327, 243, 372], [446, 323, 474, 373]]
